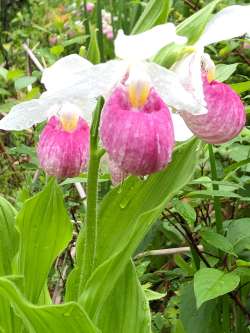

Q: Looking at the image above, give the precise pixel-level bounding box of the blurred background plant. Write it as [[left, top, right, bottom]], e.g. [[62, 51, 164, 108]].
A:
[[0, 1, 250, 332]]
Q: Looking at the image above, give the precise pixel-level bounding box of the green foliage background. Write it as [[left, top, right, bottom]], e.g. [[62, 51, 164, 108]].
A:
[[0, 1, 250, 332]]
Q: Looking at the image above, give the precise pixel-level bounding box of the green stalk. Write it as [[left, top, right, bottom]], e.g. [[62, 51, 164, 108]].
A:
[[208, 144, 223, 234], [83, 0, 90, 48], [222, 295, 230, 333], [84, 97, 104, 275], [96, 0, 104, 62]]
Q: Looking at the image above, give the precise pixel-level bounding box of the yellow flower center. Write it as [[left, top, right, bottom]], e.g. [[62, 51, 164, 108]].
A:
[[128, 82, 150, 108], [60, 113, 79, 132], [207, 67, 215, 83]]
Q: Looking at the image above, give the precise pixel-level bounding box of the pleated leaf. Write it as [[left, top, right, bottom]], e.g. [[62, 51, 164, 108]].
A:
[[67, 138, 200, 332], [97, 261, 151, 333], [132, 0, 172, 34], [16, 178, 72, 303], [0, 196, 19, 332], [0, 277, 99, 333], [0, 196, 18, 275]]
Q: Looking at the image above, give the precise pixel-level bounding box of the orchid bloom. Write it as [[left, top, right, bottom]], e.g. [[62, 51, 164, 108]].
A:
[[97, 24, 206, 176], [0, 55, 95, 178], [0, 24, 204, 178], [174, 5, 250, 144]]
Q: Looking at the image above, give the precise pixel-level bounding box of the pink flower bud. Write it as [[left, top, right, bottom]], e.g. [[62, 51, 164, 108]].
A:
[[181, 78, 246, 144], [37, 116, 90, 178], [100, 85, 174, 176], [86, 2, 95, 13], [106, 30, 114, 40], [48, 35, 58, 46]]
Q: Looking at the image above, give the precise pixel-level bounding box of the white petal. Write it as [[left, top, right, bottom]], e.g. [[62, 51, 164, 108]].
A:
[[171, 52, 207, 114], [147, 62, 206, 115], [196, 5, 250, 48], [171, 112, 193, 141], [40, 92, 96, 125], [0, 99, 49, 130], [115, 23, 187, 61], [41, 54, 93, 92]]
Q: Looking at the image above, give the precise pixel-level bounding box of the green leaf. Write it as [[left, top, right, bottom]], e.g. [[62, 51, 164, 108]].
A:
[[174, 254, 194, 276], [50, 45, 64, 57], [224, 158, 250, 179], [96, 262, 151, 333], [0, 277, 99, 333], [154, 0, 220, 67], [174, 254, 195, 276], [0, 196, 18, 276], [16, 179, 72, 303], [176, 0, 221, 44], [87, 26, 101, 64], [180, 283, 217, 333], [236, 259, 250, 268], [0, 88, 10, 96], [194, 268, 240, 308], [215, 63, 239, 82], [25, 87, 41, 100], [0, 67, 8, 80], [187, 189, 241, 199], [7, 69, 24, 81], [67, 138, 200, 330], [173, 199, 196, 225], [62, 36, 87, 47], [201, 230, 237, 256], [0, 197, 19, 332], [14, 76, 37, 90], [231, 81, 250, 94], [230, 81, 250, 94], [144, 287, 166, 301], [227, 218, 250, 254], [132, 0, 172, 34]]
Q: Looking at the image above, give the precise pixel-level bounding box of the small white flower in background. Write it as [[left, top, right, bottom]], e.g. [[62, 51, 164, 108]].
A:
[[102, 9, 114, 40]]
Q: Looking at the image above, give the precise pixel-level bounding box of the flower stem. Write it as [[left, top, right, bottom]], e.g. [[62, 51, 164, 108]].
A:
[[208, 144, 223, 234], [96, 0, 104, 62], [84, 97, 104, 275], [83, 0, 90, 48]]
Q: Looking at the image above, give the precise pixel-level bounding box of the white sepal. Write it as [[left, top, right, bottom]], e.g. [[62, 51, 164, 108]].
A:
[[171, 112, 193, 141], [115, 23, 187, 61], [45, 60, 128, 101], [41, 54, 93, 92], [196, 5, 250, 48], [147, 62, 206, 115]]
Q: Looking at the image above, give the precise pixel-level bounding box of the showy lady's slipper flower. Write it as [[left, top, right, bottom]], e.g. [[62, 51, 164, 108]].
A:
[[98, 24, 205, 176], [35, 25, 201, 177], [37, 103, 90, 178], [174, 5, 250, 144], [0, 55, 95, 178]]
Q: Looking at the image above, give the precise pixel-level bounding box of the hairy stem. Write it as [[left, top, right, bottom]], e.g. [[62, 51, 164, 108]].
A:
[[84, 97, 104, 276]]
